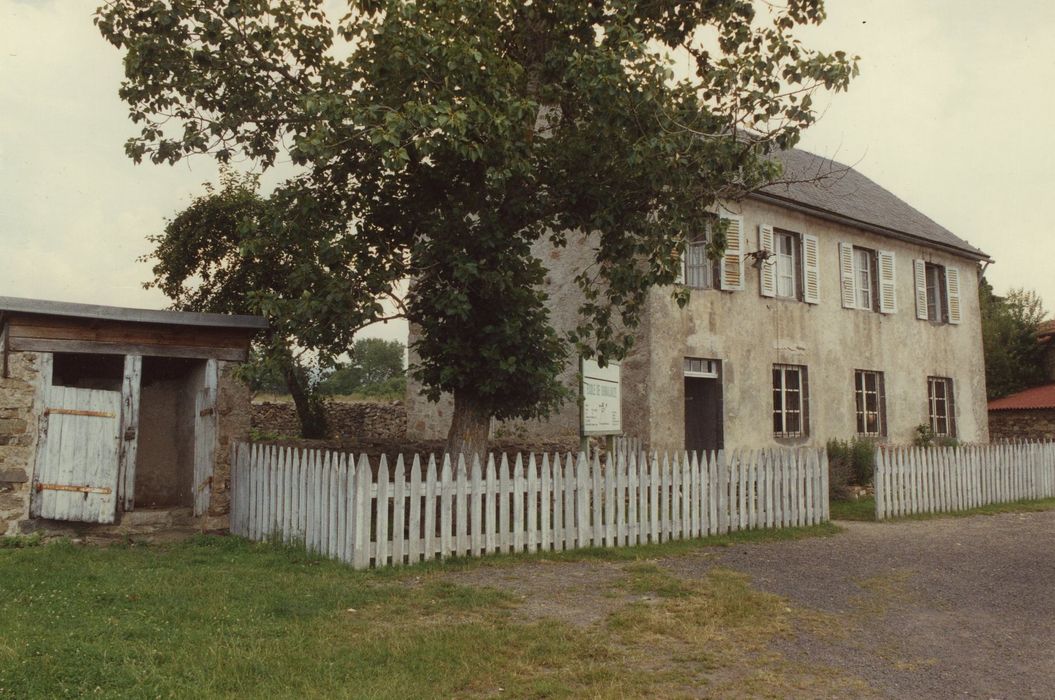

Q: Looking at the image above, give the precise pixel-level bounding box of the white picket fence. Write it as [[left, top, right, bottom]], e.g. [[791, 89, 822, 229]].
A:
[[875, 442, 1055, 520], [229, 443, 829, 569]]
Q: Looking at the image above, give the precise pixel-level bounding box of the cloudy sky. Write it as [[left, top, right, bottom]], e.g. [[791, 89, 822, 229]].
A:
[[2, 0, 1053, 346]]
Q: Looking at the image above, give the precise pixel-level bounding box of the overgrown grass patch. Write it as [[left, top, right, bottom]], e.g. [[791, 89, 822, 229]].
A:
[[831, 497, 877, 521]]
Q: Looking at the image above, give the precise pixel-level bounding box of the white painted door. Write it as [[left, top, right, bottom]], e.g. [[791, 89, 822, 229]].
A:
[[192, 359, 218, 516], [32, 386, 122, 523]]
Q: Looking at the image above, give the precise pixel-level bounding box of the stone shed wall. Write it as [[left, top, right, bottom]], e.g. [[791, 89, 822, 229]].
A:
[[988, 410, 1055, 442], [0, 351, 42, 536], [209, 361, 253, 520]]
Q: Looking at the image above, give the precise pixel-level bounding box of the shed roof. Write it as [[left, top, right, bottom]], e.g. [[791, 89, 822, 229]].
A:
[[988, 383, 1055, 412], [753, 149, 990, 262], [0, 296, 268, 331]]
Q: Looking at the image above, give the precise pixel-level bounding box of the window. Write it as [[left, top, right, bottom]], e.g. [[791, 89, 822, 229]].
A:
[[927, 376, 956, 438], [685, 238, 720, 290], [773, 364, 809, 438], [854, 248, 878, 311], [774, 231, 801, 300], [925, 263, 947, 323], [854, 370, 886, 437]]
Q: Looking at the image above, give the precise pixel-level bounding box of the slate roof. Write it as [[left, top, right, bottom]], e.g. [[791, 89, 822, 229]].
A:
[[988, 383, 1055, 412], [0, 296, 268, 330], [753, 148, 990, 261]]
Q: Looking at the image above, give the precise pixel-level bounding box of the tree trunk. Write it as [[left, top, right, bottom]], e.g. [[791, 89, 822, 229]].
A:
[[284, 363, 328, 439], [446, 391, 491, 460]]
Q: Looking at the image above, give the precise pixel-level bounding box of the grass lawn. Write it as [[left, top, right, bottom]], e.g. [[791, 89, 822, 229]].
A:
[[830, 495, 1055, 523], [0, 525, 844, 698]]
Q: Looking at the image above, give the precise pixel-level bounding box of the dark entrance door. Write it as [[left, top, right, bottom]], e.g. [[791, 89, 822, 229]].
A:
[[685, 376, 723, 455]]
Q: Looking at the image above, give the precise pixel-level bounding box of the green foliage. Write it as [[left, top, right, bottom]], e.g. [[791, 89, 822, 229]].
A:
[[980, 279, 1049, 400], [354, 376, 407, 400], [913, 424, 960, 448], [826, 437, 876, 493], [98, 0, 858, 431], [318, 338, 405, 396]]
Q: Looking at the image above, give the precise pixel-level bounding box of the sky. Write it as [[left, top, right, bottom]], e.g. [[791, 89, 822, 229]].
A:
[[2, 0, 1054, 348]]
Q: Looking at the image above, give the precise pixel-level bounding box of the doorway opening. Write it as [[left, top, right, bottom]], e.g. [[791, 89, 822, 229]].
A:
[[684, 357, 724, 455], [134, 357, 207, 509]]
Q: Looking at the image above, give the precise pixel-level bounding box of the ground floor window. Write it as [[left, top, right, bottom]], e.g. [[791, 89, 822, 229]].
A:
[[773, 364, 809, 438], [854, 370, 886, 437], [928, 376, 956, 437]]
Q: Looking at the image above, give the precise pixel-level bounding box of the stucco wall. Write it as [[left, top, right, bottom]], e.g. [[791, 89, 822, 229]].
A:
[[645, 198, 989, 451], [0, 352, 42, 536]]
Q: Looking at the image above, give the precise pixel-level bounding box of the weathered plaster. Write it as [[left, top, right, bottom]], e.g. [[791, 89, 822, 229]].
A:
[[406, 199, 990, 452], [645, 198, 989, 450]]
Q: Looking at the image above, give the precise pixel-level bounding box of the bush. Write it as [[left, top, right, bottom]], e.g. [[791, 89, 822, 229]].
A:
[[826, 437, 877, 498], [913, 423, 961, 449]]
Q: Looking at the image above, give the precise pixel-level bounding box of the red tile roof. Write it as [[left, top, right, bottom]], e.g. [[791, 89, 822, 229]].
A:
[[988, 383, 1055, 411]]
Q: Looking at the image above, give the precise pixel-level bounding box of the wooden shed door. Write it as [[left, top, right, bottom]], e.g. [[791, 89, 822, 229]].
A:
[[192, 359, 218, 517], [32, 386, 122, 523]]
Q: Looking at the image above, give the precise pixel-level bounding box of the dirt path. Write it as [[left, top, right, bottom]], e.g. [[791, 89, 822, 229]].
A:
[[446, 510, 1055, 698]]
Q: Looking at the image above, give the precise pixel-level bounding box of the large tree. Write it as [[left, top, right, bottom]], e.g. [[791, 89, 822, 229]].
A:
[[97, 0, 857, 456], [980, 279, 1049, 400]]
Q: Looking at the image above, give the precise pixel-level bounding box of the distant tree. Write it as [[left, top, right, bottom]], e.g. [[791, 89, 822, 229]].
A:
[[98, 1, 857, 457], [980, 279, 1048, 400], [318, 338, 406, 396]]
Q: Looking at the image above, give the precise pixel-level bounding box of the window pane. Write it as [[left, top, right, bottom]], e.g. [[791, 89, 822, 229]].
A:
[[786, 412, 800, 434], [865, 372, 876, 392], [773, 412, 783, 434], [786, 370, 800, 391]]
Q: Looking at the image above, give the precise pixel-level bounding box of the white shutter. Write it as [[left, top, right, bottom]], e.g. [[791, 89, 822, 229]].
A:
[[945, 266, 961, 324], [878, 250, 897, 314], [839, 242, 856, 309], [801, 233, 820, 305], [719, 215, 745, 291], [914, 259, 929, 320], [759, 224, 776, 298]]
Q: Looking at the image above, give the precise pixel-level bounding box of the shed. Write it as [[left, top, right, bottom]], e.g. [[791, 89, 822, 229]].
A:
[[0, 296, 267, 536], [988, 383, 1055, 442]]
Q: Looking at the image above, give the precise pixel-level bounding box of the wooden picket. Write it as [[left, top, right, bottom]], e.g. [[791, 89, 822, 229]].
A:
[[230, 443, 829, 570], [874, 442, 1055, 520]]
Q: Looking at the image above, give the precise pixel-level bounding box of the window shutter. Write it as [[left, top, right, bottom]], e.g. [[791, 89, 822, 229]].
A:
[[719, 215, 745, 291], [839, 242, 856, 309], [914, 259, 929, 320], [945, 266, 962, 324], [758, 224, 776, 298], [801, 233, 821, 304], [878, 250, 897, 314]]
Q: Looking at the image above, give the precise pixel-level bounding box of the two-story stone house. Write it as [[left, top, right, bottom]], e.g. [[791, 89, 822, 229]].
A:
[[406, 148, 991, 450]]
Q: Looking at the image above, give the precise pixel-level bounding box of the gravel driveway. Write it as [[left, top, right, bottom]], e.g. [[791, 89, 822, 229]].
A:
[[680, 510, 1055, 698]]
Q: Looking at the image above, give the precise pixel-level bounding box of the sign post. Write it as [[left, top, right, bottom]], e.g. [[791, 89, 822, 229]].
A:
[[580, 358, 622, 457]]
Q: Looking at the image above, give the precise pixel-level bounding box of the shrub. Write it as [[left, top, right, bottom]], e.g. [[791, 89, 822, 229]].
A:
[[826, 437, 877, 498]]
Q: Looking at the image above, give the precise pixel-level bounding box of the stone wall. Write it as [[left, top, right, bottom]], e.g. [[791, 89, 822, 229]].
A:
[[988, 409, 1055, 442], [209, 361, 253, 519], [0, 352, 42, 536], [252, 400, 407, 441]]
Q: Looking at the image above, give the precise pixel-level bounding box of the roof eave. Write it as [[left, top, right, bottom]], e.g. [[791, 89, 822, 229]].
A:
[[748, 191, 994, 264], [0, 296, 269, 331]]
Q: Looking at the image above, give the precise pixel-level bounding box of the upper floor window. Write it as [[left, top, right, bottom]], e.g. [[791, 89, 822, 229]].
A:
[[840, 243, 896, 314], [927, 376, 956, 437], [773, 364, 809, 438], [685, 237, 720, 290], [914, 260, 961, 324], [774, 231, 801, 300], [854, 369, 886, 437], [854, 248, 878, 311]]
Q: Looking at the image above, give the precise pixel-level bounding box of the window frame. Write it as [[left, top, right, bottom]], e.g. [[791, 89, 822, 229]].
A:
[[773, 230, 802, 301], [773, 364, 809, 438], [854, 369, 886, 438], [853, 247, 880, 312], [684, 237, 721, 290], [927, 376, 956, 438], [925, 263, 948, 324]]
